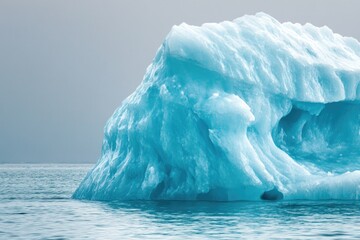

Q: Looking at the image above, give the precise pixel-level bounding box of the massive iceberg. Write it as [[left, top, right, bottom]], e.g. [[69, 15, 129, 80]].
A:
[[73, 13, 360, 201]]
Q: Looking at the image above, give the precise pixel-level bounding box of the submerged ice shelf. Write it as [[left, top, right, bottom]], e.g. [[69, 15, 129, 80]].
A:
[[73, 13, 360, 201]]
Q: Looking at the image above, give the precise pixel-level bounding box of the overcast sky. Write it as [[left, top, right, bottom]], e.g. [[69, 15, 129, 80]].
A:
[[0, 0, 359, 163]]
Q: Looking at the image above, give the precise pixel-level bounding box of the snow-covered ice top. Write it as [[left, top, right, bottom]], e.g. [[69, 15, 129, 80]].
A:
[[73, 13, 360, 201]]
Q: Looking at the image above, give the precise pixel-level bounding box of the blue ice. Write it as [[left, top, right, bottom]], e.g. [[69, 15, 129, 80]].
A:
[[73, 13, 360, 201]]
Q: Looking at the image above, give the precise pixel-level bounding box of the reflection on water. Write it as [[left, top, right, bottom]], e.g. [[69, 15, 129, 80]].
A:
[[1, 164, 360, 239]]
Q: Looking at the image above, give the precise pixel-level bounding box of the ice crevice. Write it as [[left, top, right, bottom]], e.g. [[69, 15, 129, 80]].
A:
[[73, 13, 360, 201]]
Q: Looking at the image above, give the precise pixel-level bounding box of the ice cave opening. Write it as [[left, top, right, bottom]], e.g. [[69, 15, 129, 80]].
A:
[[272, 101, 360, 174]]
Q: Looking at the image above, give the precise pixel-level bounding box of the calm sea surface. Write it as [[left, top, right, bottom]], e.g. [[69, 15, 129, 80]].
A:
[[1, 164, 360, 240]]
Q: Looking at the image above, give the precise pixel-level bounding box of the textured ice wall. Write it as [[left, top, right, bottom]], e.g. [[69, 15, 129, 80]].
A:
[[73, 13, 360, 201]]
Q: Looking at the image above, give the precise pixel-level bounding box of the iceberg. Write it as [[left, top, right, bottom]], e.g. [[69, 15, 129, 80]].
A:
[[73, 13, 360, 201]]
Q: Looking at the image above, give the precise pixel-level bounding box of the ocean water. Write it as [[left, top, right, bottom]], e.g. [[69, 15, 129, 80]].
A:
[[1, 164, 360, 240]]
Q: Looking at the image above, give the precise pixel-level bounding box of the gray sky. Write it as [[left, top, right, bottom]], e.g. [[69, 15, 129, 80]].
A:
[[0, 0, 359, 163]]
